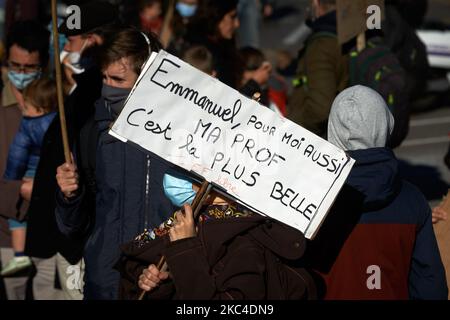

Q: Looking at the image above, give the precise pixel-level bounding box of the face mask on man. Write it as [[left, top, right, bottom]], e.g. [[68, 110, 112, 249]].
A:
[[163, 173, 196, 207], [60, 50, 85, 74], [60, 39, 89, 74], [176, 2, 198, 18], [101, 83, 132, 118], [7, 70, 41, 90]]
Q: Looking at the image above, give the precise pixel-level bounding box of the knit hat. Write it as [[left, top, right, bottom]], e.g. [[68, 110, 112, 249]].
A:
[[328, 85, 395, 151]]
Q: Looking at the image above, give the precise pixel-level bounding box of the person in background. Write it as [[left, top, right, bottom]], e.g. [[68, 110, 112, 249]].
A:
[[287, 0, 347, 138], [0, 20, 51, 300], [163, 0, 201, 56], [1, 78, 57, 277], [239, 47, 287, 115], [3, 0, 40, 37], [306, 85, 448, 300], [138, 0, 163, 35], [237, 0, 274, 48], [186, 0, 242, 89]]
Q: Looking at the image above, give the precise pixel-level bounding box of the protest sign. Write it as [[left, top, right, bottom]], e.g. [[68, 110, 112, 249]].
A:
[[337, 0, 385, 45], [109, 50, 355, 239]]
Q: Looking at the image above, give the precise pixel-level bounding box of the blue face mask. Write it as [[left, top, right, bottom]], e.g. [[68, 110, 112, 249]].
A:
[[163, 173, 196, 207], [176, 2, 198, 18], [7, 70, 41, 90]]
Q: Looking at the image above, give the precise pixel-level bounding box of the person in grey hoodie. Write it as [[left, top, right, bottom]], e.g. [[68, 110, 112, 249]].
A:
[[306, 85, 447, 299]]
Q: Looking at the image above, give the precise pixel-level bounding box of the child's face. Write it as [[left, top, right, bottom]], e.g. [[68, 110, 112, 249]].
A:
[[257, 61, 272, 84], [23, 101, 44, 117], [244, 61, 272, 86]]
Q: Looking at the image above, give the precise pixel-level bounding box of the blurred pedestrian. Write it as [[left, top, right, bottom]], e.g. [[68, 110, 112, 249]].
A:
[[237, 0, 275, 48], [287, 0, 348, 138], [138, 0, 163, 35], [182, 45, 216, 76], [186, 0, 242, 89], [1, 78, 57, 278], [165, 0, 201, 55], [0, 20, 54, 300]]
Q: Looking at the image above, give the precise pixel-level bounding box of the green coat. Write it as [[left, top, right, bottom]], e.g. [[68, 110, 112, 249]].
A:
[[287, 35, 349, 138]]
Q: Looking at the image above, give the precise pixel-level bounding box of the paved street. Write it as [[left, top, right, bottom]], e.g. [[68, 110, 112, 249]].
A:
[[396, 107, 449, 203]]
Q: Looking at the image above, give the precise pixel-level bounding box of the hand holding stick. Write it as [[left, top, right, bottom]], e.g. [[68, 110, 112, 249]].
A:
[[138, 180, 211, 300]]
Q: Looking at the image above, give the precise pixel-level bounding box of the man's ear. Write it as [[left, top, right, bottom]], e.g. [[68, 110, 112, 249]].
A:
[[211, 70, 217, 78]]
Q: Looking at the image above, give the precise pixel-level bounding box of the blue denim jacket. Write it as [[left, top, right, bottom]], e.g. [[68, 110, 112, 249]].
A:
[[3, 112, 56, 180]]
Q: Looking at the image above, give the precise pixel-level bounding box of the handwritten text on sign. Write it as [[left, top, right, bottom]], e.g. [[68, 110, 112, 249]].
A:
[[110, 51, 354, 239]]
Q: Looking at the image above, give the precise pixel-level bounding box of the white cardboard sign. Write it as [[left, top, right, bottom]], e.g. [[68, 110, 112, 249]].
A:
[[110, 50, 355, 239]]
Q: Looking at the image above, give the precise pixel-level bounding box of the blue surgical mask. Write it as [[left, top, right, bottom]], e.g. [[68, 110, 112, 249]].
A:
[[163, 173, 196, 207], [176, 2, 198, 18], [7, 70, 41, 90]]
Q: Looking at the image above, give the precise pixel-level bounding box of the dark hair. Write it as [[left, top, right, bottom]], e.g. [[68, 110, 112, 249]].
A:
[[183, 45, 214, 74], [6, 20, 50, 68], [83, 23, 122, 41], [23, 77, 57, 113], [239, 47, 265, 71], [99, 27, 162, 75]]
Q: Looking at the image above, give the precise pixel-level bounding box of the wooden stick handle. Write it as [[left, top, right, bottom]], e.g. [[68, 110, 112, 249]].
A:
[[138, 180, 211, 300], [51, 0, 71, 164], [160, 0, 175, 48], [356, 32, 366, 52]]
